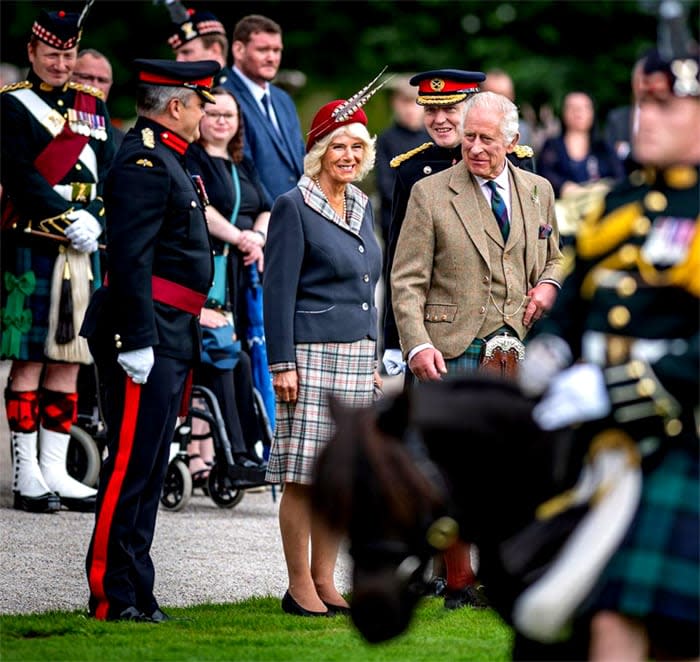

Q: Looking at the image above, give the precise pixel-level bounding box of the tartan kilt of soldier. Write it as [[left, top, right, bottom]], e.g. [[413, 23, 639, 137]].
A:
[[592, 438, 700, 630], [1, 236, 56, 362], [265, 339, 376, 485]]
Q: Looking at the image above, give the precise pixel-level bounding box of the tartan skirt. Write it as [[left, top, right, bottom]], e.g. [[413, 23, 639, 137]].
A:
[[592, 442, 699, 628], [265, 339, 376, 485]]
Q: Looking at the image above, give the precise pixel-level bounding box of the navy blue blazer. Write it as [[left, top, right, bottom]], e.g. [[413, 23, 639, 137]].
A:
[[263, 185, 382, 366], [222, 71, 305, 206]]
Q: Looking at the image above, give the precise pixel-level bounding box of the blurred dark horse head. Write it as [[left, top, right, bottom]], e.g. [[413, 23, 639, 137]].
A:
[[312, 375, 581, 644]]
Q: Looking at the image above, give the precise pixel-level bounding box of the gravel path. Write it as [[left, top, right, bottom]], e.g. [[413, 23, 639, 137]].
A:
[[0, 361, 357, 617]]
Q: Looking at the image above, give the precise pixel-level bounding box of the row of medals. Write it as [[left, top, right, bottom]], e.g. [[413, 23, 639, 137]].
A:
[[67, 108, 109, 141]]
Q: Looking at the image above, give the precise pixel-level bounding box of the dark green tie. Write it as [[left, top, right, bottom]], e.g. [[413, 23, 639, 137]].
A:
[[486, 180, 510, 240]]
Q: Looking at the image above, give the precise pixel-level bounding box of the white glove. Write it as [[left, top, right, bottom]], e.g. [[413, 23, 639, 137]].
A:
[[519, 334, 573, 397], [533, 363, 611, 431], [382, 348, 406, 376], [64, 209, 102, 253], [117, 347, 155, 384]]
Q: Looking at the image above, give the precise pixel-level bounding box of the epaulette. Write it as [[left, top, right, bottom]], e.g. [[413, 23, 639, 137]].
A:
[[390, 142, 434, 168], [0, 80, 32, 94], [513, 144, 534, 159], [67, 81, 106, 101]]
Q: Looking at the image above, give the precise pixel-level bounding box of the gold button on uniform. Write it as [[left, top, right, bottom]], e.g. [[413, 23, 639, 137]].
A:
[[608, 305, 631, 328], [643, 191, 667, 212], [115, 341, 123, 349], [618, 245, 638, 265], [637, 378, 656, 397], [617, 276, 637, 297], [634, 217, 651, 235], [57, 99, 64, 107], [75, 163, 82, 171], [665, 419, 683, 436]]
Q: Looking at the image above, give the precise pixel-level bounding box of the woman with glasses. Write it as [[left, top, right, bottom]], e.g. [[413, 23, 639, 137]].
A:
[[185, 87, 271, 481]]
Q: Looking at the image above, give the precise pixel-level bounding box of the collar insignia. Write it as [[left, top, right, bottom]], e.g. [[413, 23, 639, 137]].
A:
[[141, 127, 155, 149]]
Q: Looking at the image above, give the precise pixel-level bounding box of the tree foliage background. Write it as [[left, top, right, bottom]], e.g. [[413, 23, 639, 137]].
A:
[[2, 0, 698, 138]]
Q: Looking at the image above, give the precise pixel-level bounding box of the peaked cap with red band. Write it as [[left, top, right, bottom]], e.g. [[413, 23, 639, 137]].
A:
[[134, 58, 220, 104], [410, 69, 486, 106], [31, 9, 82, 50], [168, 8, 227, 51], [306, 99, 368, 152]]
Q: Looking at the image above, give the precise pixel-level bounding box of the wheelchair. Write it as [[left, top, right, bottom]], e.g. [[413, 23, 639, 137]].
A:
[[160, 384, 272, 511], [67, 365, 274, 511], [66, 364, 106, 488]]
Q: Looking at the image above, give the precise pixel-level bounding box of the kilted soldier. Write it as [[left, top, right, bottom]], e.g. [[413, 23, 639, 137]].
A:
[[81, 59, 219, 622], [0, 3, 114, 513], [520, 14, 699, 660]]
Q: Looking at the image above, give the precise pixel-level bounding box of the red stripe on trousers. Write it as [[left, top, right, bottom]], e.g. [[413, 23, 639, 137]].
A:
[[88, 377, 141, 620]]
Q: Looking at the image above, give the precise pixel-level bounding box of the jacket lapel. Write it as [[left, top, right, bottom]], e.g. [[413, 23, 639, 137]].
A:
[[508, 162, 540, 248], [230, 77, 297, 172], [450, 168, 491, 263]]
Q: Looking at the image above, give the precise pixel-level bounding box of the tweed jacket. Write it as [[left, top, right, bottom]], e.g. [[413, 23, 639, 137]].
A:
[[391, 160, 564, 359], [222, 72, 305, 206]]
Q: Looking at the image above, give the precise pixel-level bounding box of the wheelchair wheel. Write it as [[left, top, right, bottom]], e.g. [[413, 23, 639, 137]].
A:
[[67, 425, 101, 487], [207, 467, 244, 509], [160, 459, 192, 511]]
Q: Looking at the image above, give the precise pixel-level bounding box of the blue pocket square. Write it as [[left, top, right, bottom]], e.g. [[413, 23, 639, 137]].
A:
[[539, 223, 553, 239]]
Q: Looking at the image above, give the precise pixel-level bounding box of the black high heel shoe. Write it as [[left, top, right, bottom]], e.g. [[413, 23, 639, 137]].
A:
[[281, 591, 329, 617], [322, 600, 351, 616]]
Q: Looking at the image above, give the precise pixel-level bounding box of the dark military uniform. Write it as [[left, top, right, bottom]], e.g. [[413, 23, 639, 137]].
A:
[[383, 142, 536, 352], [82, 115, 213, 621], [0, 71, 114, 360], [538, 164, 699, 649]]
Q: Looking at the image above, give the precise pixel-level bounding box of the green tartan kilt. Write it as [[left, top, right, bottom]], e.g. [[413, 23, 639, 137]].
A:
[[593, 440, 699, 628], [0, 239, 57, 362]]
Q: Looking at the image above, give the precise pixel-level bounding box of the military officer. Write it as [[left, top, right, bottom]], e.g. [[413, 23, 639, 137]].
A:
[[81, 58, 219, 622], [165, 2, 234, 87], [0, 4, 113, 513], [382, 69, 536, 378], [519, 26, 699, 661]]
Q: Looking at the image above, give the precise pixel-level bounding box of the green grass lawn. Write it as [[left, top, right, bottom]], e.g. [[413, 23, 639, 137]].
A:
[[1, 596, 513, 661]]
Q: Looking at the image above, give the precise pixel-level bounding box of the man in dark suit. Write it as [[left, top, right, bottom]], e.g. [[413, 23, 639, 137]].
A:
[[81, 58, 219, 622], [222, 15, 305, 206]]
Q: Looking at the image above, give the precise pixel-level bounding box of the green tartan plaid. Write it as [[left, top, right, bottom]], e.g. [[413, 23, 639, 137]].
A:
[[444, 339, 484, 376], [595, 444, 699, 625]]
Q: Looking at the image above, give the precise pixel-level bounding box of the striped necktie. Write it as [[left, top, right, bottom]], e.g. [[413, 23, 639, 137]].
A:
[[486, 180, 510, 240]]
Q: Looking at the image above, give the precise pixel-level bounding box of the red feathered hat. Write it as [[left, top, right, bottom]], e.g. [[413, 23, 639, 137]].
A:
[[306, 99, 368, 152]]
